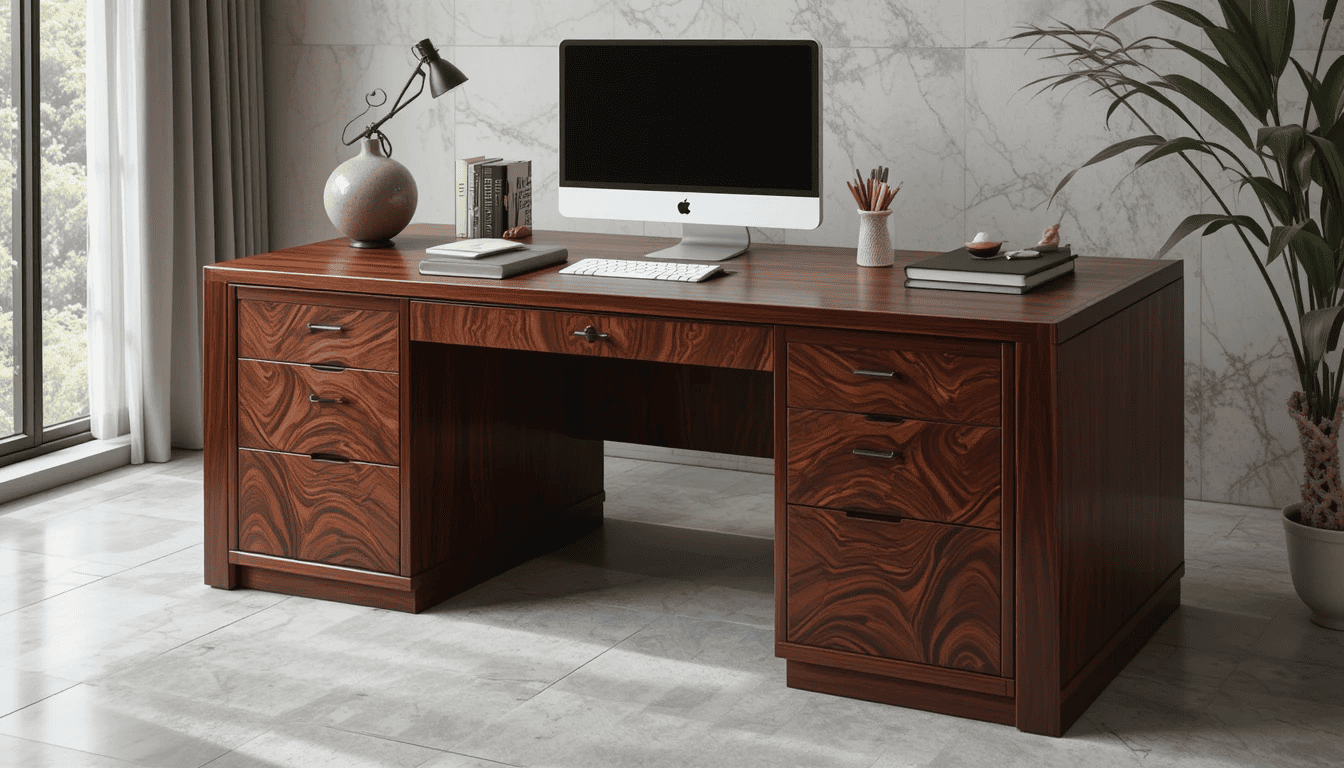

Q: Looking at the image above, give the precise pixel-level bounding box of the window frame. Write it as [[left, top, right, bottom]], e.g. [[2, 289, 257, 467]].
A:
[[0, 0, 91, 468]]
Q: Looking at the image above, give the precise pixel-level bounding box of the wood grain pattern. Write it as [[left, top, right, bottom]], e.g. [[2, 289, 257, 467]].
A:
[[206, 225, 1182, 344], [1057, 281, 1185, 683], [203, 280, 236, 588], [411, 301, 774, 371], [787, 409, 1001, 529], [568, 356, 773, 457], [238, 298, 399, 371], [788, 341, 1001, 425], [786, 505, 1001, 675], [787, 661, 1016, 726], [236, 360, 399, 465], [237, 449, 400, 574], [778, 641, 1013, 697], [406, 342, 605, 580], [1015, 325, 1062, 736]]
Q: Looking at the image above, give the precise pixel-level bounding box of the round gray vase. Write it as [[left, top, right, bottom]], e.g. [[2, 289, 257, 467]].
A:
[[324, 138, 418, 248]]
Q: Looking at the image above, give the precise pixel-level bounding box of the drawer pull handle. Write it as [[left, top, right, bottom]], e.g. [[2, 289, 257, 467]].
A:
[[307, 323, 344, 333], [865, 413, 905, 424], [573, 325, 611, 343], [309, 394, 344, 405], [852, 448, 897, 460], [852, 368, 897, 379], [845, 509, 904, 524], [310, 453, 350, 464], [310, 363, 347, 373]]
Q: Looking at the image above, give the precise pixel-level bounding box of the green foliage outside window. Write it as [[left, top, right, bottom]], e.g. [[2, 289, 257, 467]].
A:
[[0, 0, 89, 437]]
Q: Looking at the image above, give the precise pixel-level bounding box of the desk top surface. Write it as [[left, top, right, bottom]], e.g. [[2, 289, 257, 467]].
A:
[[207, 224, 1182, 343]]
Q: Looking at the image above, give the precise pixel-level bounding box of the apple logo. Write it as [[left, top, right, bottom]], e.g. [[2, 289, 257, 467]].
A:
[[677, 199, 690, 215]]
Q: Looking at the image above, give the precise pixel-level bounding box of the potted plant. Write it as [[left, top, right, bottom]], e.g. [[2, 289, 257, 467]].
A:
[[1013, 0, 1344, 628]]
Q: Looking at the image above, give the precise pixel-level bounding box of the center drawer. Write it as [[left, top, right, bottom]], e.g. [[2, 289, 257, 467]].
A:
[[237, 360, 400, 465], [410, 301, 774, 371], [787, 409, 1001, 529]]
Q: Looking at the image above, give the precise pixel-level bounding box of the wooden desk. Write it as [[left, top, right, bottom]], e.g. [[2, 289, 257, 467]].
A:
[[203, 224, 1184, 736]]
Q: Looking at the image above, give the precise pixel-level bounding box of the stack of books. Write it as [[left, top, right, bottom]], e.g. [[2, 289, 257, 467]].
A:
[[455, 157, 532, 238], [418, 238, 567, 280], [903, 246, 1076, 294]]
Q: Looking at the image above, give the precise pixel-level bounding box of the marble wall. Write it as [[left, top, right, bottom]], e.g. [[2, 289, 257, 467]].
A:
[[261, 0, 1344, 508]]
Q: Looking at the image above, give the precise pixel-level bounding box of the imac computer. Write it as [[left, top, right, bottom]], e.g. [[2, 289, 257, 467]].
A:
[[559, 39, 821, 262]]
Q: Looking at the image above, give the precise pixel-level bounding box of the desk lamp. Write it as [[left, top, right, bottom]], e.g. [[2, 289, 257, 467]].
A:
[[324, 39, 468, 248]]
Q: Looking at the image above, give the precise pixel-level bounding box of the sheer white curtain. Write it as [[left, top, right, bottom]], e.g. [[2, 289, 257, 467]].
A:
[[86, 0, 268, 463]]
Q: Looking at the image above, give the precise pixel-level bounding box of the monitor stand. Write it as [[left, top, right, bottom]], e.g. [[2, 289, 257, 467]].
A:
[[646, 224, 750, 262]]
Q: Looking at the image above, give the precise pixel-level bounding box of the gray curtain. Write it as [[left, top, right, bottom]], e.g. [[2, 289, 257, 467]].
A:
[[87, 0, 268, 462]]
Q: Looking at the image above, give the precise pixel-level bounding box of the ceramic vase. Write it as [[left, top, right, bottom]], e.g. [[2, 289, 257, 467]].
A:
[[324, 138, 418, 248], [1283, 503, 1344, 630], [856, 209, 893, 267]]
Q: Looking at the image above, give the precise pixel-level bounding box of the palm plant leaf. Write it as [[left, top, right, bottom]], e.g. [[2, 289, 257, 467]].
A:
[[1050, 135, 1166, 203], [1160, 73, 1254, 148], [1243, 176, 1295, 224], [1157, 213, 1267, 259], [1168, 39, 1267, 121], [1304, 304, 1344, 376], [1249, 0, 1295, 78], [1150, 1, 1217, 28], [1268, 222, 1310, 264]]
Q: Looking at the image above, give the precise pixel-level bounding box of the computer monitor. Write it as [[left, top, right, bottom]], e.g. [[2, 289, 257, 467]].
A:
[[559, 39, 821, 261]]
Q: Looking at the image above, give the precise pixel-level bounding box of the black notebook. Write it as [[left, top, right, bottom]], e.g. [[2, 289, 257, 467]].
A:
[[904, 246, 1075, 287], [418, 243, 568, 279]]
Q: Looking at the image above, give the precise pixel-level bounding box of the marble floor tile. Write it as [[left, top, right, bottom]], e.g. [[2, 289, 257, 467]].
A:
[[0, 733, 149, 768], [1, 452, 1342, 767], [0, 682, 272, 768], [0, 668, 79, 718], [201, 721, 446, 768]]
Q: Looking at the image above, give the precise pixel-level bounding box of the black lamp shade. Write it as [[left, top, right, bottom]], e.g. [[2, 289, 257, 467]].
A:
[[427, 58, 468, 97]]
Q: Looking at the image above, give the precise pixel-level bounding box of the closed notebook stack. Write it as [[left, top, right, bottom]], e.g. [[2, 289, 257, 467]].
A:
[[418, 243, 568, 279], [903, 246, 1076, 294]]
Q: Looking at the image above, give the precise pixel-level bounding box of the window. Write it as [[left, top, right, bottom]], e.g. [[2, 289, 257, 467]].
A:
[[0, 0, 89, 465]]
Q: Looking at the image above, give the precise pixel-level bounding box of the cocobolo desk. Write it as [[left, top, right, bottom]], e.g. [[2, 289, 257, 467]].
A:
[[203, 224, 1184, 736]]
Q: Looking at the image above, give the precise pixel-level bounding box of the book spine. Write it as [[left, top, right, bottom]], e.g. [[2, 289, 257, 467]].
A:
[[455, 159, 469, 237], [490, 165, 508, 237], [471, 163, 483, 238], [481, 167, 496, 238], [509, 161, 532, 229]]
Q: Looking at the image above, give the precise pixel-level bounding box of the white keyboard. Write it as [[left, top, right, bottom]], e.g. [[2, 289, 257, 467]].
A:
[[558, 258, 725, 282]]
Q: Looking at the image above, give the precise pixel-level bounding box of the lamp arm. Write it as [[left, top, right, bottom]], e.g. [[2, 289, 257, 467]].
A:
[[342, 66, 427, 147]]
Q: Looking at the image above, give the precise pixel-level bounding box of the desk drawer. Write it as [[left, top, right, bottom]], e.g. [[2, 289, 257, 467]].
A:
[[786, 504, 1001, 675], [787, 409, 1000, 529], [237, 360, 399, 465], [238, 297, 399, 372], [788, 341, 999, 425], [411, 302, 773, 371], [237, 449, 400, 574]]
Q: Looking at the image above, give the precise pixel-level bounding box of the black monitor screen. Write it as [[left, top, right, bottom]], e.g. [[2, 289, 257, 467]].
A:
[[560, 40, 820, 197]]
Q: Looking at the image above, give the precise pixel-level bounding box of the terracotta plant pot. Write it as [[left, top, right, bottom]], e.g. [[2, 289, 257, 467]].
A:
[[1283, 503, 1344, 630]]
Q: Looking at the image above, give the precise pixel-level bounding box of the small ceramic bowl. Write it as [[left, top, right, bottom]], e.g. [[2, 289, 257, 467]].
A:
[[965, 241, 1003, 258]]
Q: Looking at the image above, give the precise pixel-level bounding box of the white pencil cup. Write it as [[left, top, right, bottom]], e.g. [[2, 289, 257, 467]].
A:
[[856, 209, 894, 267]]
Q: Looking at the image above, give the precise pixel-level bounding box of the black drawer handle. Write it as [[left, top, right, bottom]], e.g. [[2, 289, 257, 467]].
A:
[[853, 368, 897, 379], [845, 509, 904, 524], [307, 323, 344, 333], [310, 363, 347, 373], [865, 413, 905, 424], [309, 394, 344, 405], [573, 325, 611, 343], [852, 448, 897, 460], [310, 453, 349, 464]]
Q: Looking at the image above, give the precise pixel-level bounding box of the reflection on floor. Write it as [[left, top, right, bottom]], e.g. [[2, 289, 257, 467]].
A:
[[0, 451, 1340, 767]]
